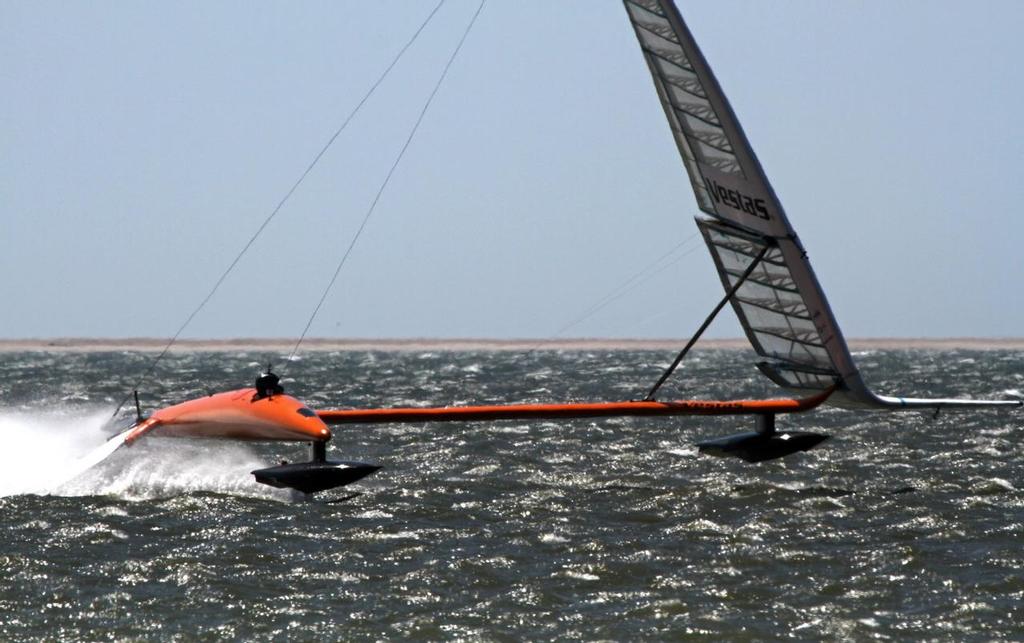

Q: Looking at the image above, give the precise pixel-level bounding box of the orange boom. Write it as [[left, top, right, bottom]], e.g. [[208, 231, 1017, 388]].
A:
[[316, 389, 831, 425]]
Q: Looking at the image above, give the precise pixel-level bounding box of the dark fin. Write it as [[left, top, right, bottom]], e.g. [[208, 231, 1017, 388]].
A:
[[696, 431, 830, 463], [252, 460, 380, 494]]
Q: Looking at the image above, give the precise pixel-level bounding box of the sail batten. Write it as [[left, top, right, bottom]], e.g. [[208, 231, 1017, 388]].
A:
[[721, 270, 798, 294], [733, 297, 812, 321], [708, 240, 788, 267]]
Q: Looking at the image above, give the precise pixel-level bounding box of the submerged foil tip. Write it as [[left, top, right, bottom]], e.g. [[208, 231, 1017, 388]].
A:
[[696, 431, 830, 463], [252, 460, 381, 494]]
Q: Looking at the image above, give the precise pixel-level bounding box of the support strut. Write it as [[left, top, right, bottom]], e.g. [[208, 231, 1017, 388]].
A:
[[756, 413, 775, 435], [644, 244, 770, 401], [311, 440, 327, 463], [133, 390, 143, 423]]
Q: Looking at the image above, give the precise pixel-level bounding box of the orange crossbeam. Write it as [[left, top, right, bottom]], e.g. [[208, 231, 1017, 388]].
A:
[[317, 388, 832, 425]]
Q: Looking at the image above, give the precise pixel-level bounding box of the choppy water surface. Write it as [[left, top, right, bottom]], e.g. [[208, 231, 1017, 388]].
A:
[[0, 349, 1021, 639]]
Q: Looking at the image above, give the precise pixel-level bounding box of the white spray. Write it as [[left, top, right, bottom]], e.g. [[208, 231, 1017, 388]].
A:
[[0, 409, 113, 496], [0, 409, 288, 501]]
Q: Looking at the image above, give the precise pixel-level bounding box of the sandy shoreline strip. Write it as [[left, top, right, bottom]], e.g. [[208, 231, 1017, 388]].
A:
[[1, 337, 1022, 353]]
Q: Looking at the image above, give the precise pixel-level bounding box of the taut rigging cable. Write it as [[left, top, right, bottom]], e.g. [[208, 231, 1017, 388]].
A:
[[548, 233, 701, 339], [110, 1, 448, 418], [285, 0, 488, 367], [518, 233, 703, 357]]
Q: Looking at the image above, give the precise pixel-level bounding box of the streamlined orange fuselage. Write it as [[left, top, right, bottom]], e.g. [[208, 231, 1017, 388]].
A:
[[124, 388, 331, 445]]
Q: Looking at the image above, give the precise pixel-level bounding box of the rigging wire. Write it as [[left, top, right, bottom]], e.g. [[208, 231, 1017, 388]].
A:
[[109, 1, 447, 418], [548, 233, 701, 339], [285, 0, 488, 367], [518, 232, 703, 357], [577, 243, 703, 331]]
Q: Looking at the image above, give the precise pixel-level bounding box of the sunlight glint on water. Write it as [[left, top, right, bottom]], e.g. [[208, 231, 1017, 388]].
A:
[[0, 348, 1021, 639]]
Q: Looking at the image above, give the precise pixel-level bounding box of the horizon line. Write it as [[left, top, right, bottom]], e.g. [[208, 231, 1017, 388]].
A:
[[1, 337, 1023, 352]]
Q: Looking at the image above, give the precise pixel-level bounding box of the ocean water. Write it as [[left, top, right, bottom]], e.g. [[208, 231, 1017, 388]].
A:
[[0, 348, 1021, 640]]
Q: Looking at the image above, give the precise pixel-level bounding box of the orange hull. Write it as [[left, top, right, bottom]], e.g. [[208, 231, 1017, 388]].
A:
[[317, 388, 832, 425], [125, 388, 331, 444]]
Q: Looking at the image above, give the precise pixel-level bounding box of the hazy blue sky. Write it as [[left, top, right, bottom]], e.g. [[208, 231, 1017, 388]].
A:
[[3, 1, 1022, 340]]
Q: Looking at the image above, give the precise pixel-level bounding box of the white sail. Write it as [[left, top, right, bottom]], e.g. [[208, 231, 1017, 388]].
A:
[[624, 0, 1020, 411]]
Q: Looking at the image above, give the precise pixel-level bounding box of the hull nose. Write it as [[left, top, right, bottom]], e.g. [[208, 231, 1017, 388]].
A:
[[252, 460, 381, 494]]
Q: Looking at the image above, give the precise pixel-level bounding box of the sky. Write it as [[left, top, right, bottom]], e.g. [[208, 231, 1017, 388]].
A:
[[2, 1, 1023, 340]]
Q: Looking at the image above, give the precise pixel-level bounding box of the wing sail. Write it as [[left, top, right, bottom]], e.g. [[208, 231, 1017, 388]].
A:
[[624, 0, 783, 237], [624, 0, 1021, 411]]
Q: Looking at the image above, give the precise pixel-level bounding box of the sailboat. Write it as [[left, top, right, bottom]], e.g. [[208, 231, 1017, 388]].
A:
[[93, 0, 1020, 496]]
